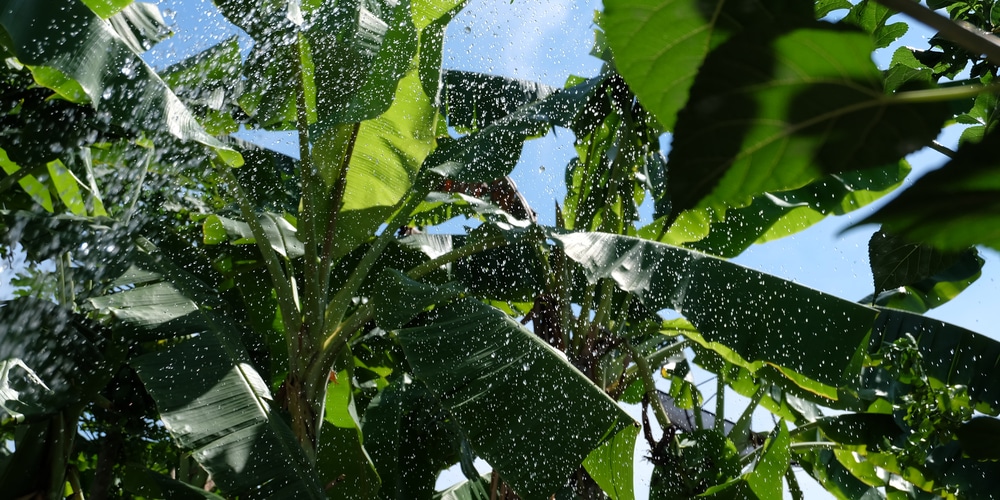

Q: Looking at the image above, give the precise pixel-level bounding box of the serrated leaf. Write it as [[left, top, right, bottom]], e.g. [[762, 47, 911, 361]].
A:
[[842, 0, 908, 49]]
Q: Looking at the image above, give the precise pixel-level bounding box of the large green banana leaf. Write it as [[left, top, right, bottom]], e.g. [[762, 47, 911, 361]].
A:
[[441, 70, 557, 131], [361, 374, 463, 499], [394, 297, 637, 500], [550, 231, 878, 397], [88, 244, 325, 499], [0, 0, 241, 166], [0, 297, 111, 425], [331, 67, 439, 258], [869, 308, 1000, 412], [225, 0, 444, 129]]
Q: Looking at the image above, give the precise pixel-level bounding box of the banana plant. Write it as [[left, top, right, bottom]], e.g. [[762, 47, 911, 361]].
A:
[[4, 0, 1000, 499], [1, 0, 638, 498]]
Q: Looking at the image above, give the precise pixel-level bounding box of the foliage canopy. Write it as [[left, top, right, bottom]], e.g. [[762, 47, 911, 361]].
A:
[[2, 0, 1000, 498]]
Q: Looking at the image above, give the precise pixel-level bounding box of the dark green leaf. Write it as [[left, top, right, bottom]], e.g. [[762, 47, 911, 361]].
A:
[[865, 246, 983, 314], [842, 0, 908, 49], [362, 375, 463, 500], [687, 161, 909, 258], [89, 247, 325, 499], [956, 417, 1000, 460], [862, 128, 1000, 251], [309, 0, 418, 127], [551, 231, 877, 393], [870, 308, 1000, 412], [0, 0, 241, 166], [868, 229, 972, 298], [816, 0, 851, 18], [395, 298, 636, 499], [884, 47, 937, 93], [0, 298, 110, 423], [442, 70, 557, 131], [667, 27, 949, 217], [427, 75, 602, 183], [370, 269, 464, 330], [795, 449, 883, 500], [122, 466, 226, 500], [796, 413, 903, 449], [650, 429, 741, 499], [396, 230, 544, 303]]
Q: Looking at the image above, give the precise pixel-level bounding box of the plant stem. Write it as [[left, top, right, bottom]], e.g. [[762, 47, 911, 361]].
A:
[[406, 235, 507, 280], [290, 31, 331, 355], [714, 376, 726, 433], [785, 466, 804, 500], [894, 82, 1000, 103], [319, 122, 361, 276], [122, 147, 152, 226], [730, 385, 765, 449], [618, 339, 688, 391], [628, 342, 672, 430], [57, 252, 74, 305], [928, 140, 957, 158], [874, 0, 1000, 67], [223, 168, 301, 343], [323, 187, 427, 329], [590, 278, 617, 336]]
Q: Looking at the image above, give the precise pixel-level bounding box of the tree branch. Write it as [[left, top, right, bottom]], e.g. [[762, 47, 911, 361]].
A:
[[874, 0, 1000, 67]]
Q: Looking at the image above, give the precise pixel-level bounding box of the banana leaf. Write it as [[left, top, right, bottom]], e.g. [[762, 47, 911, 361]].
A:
[[394, 297, 637, 499], [551, 231, 877, 397], [0, 0, 241, 166], [88, 244, 325, 499]]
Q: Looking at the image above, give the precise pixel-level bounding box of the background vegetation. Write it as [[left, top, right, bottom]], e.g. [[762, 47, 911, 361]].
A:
[[2, 0, 1000, 498]]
